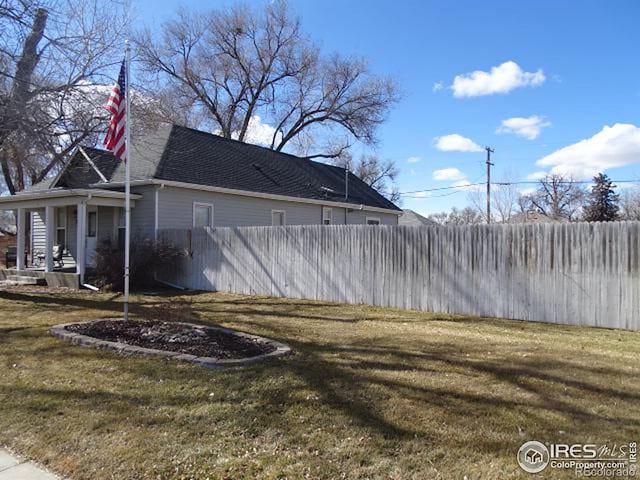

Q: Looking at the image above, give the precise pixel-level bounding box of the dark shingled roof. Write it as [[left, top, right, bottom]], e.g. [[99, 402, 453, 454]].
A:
[[52, 124, 400, 211]]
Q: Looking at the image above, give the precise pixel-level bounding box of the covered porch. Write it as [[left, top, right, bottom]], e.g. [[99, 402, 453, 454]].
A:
[[0, 189, 140, 286]]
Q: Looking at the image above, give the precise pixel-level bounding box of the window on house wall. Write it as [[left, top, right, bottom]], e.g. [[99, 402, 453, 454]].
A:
[[117, 208, 126, 250], [322, 207, 332, 225], [87, 212, 97, 237], [366, 217, 381, 225], [193, 203, 214, 228], [272, 210, 286, 226], [56, 207, 66, 247]]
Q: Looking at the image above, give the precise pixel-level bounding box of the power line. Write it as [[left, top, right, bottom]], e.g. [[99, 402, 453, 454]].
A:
[[399, 178, 640, 197]]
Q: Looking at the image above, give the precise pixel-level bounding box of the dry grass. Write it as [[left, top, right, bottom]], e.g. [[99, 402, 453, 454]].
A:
[[0, 287, 639, 479]]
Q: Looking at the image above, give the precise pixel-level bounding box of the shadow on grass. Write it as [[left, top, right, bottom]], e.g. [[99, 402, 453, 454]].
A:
[[1, 289, 639, 457]]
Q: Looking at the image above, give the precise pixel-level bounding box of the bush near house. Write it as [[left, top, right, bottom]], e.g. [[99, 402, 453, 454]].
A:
[[93, 239, 183, 291]]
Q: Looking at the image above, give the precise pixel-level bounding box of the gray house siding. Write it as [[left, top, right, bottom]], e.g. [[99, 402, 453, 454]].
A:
[[130, 185, 157, 239], [345, 209, 397, 225], [24, 184, 398, 266], [156, 186, 398, 229], [97, 206, 115, 245]]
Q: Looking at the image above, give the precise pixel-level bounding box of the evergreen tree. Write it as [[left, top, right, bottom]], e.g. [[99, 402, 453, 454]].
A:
[[583, 173, 620, 222]]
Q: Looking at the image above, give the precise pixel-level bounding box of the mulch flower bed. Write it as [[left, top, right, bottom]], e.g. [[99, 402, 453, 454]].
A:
[[66, 319, 275, 359]]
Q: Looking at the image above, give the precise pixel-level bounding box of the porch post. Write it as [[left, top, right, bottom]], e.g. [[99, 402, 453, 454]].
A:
[[16, 208, 26, 271], [45, 206, 54, 272], [76, 202, 86, 283]]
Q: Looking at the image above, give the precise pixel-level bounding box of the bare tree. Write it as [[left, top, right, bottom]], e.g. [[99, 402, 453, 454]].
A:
[[620, 187, 640, 221], [428, 207, 483, 225], [334, 153, 399, 203], [519, 174, 586, 221], [0, 0, 126, 194], [135, 0, 398, 160], [467, 171, 522, 223], [492, 182, 520, 223]]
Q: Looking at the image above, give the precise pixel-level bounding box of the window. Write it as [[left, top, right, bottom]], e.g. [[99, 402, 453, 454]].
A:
[[56, 207, 66, 247], [193, 203, 214, 228], [272, 210, 286, 226], [87, 212, 97, 237], [366, 217, 381, 225], [322, 207, 332, 225], [117, 208, 126, 250]]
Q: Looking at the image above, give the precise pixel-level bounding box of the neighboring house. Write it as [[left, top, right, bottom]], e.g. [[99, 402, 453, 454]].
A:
[[0, 124, 401, 282], [399, 209, 438, 227], [508, 211, 566, 224]]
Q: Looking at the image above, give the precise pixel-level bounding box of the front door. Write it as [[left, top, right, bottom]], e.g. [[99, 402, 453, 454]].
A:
[[86, 206, 98, 266]]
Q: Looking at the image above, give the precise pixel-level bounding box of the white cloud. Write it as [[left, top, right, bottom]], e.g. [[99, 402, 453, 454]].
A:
[[407, 156, 421, 164], [432, 81, 444, 92], [432, 167, 466, 181], [451, 61, 546, 98], [526, 171, 549, 180], [410, 169, 416, 175], [519, 187, 537, 196], [228, 115, 281, 147], [536, 123, 640, 179], [434, 134, 483, 152], [497, 115, 551, 140]]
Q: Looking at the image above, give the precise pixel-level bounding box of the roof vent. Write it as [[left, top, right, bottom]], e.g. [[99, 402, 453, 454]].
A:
[[320, 186, 336, 194]]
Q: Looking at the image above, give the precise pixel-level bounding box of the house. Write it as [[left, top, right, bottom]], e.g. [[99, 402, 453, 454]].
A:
[[508, 211, 566, 224], [399, 209, 438, 227], [0, 124, 401, 285]]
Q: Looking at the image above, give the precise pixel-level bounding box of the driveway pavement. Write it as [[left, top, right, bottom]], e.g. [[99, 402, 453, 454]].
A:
[[0, 448, 59, 479]]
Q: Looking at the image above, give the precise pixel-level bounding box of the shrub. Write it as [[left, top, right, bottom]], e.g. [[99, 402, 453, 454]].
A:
[[93, 238, 183, 291]]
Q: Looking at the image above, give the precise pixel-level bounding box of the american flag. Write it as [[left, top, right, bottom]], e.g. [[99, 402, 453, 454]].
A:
[[104, 61, 127, 161]]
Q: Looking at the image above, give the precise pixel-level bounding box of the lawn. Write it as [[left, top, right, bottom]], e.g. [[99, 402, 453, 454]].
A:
[[0, 287, 639, 479]]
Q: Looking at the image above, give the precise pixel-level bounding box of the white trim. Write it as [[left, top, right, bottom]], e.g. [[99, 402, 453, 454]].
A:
[[0, 189, 141, 210], [78, 146, 108, 183], [17, 208, 26, 270], [45, 206, 54, 272], [322, 207, 332, 225], [154, 187, 159, 240], [366, 216, 381, 225], [88, 179, 403, 216], [76, 202, 86, 282], [29, 210, 34, 262], [271, 209, 286, 226], [192, 202, 214, 228]]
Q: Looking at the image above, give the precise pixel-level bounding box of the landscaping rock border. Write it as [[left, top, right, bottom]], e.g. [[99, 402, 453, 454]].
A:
[[50, 318, 292, 367]]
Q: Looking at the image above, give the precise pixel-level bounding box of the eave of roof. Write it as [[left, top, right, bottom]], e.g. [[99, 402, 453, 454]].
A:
[[0, 189, 142, 210], [90, 179, 403, 215]]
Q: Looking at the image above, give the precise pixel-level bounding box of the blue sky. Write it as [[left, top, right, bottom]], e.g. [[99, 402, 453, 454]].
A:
[[133, 0, 640, 215]]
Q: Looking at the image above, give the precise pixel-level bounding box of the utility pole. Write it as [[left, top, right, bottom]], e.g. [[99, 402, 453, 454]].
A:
[[485, 146, 494, 224]]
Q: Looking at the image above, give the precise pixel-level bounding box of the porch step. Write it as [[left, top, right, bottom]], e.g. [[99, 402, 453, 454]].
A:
[[5, 275, 47, 286]]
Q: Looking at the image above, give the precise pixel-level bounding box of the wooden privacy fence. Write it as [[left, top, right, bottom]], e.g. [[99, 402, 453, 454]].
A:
[[158, 222, 640, 330]]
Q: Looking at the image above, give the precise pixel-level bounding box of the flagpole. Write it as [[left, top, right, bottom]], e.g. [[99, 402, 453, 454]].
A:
[[124, 39, 131, 321]]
